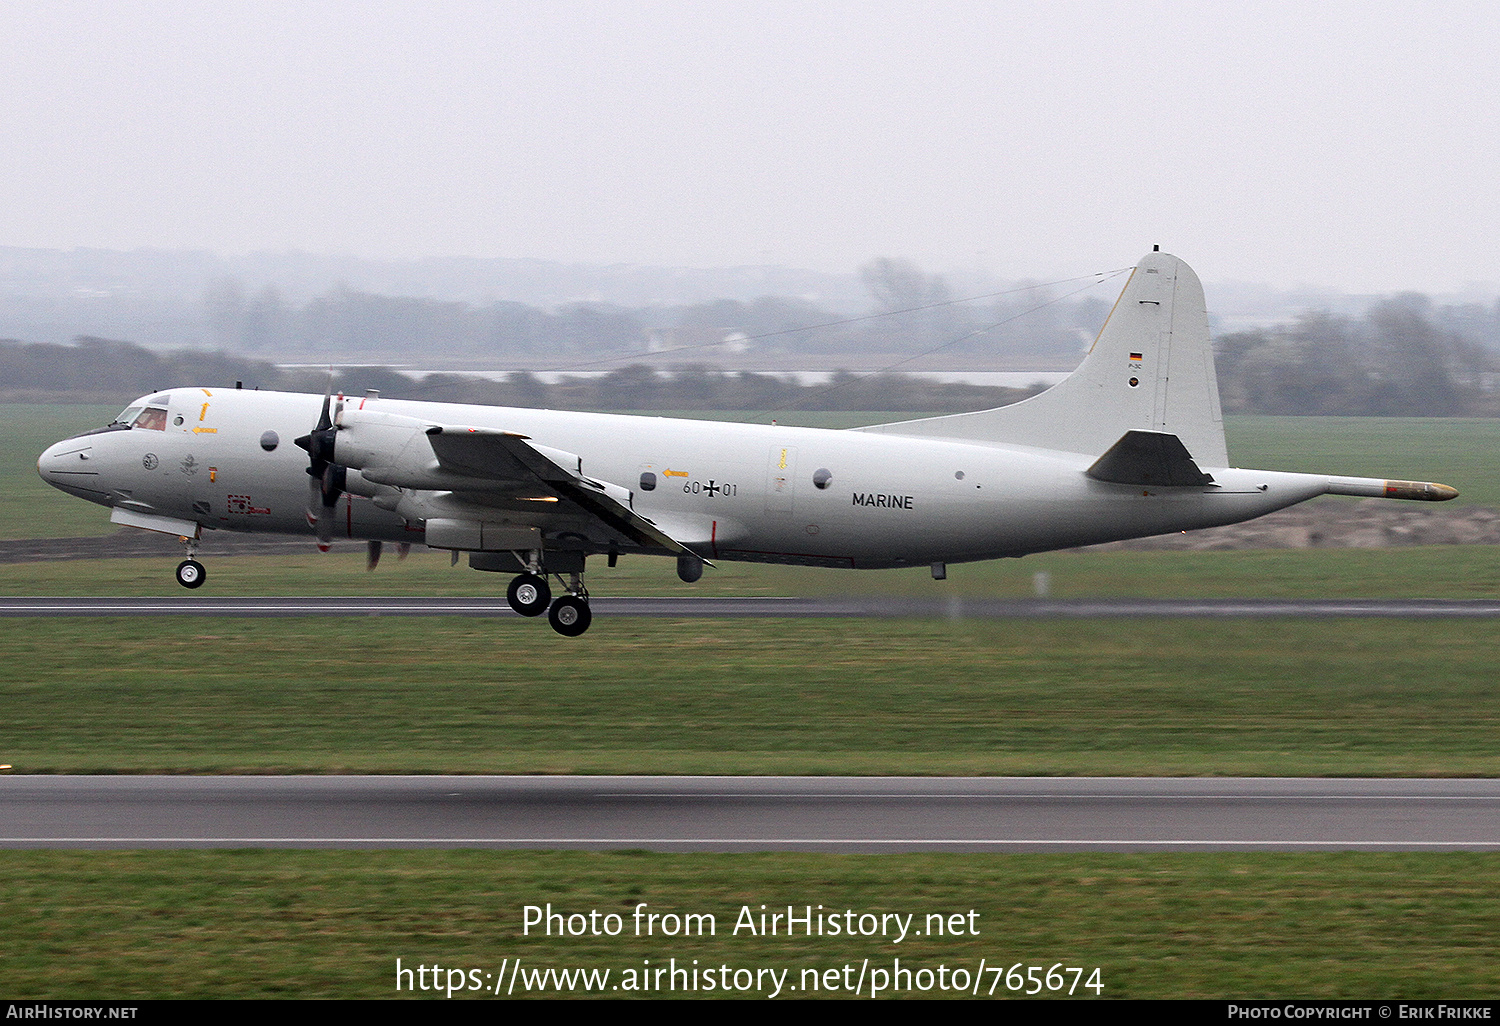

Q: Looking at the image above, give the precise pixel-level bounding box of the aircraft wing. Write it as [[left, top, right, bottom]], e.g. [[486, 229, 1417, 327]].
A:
[[422, 425, 702, 557]]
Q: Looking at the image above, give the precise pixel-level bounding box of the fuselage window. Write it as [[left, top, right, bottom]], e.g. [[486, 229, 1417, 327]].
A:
[[131, 407, 169, 431], [639, 471, 657, 491]]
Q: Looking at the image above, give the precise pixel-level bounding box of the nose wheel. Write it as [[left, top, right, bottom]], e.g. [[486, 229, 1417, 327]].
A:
[[175, 559, 207, 589]]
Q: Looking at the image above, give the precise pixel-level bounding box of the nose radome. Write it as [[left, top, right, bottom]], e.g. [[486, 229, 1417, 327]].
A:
[[37, 438, 94, 487]]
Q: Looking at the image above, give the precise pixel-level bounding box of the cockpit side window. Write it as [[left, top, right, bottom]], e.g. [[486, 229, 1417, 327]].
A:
[[131, 407, 169, 431]]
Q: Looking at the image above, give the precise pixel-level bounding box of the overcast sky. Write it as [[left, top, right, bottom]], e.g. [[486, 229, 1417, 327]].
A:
[[2, 1, 1496, 293]]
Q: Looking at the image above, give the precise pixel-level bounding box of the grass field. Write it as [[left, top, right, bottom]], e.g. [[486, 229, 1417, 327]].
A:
[[5, 616, 1499, 776], [4, 542, 1500, 600], [4, 850, 1498, 999]]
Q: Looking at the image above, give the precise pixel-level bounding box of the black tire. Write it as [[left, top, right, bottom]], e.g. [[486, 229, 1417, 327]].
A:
[[506, 573, 551, 616], [175, 559, 206, 589], [547, 595, 592, 637]]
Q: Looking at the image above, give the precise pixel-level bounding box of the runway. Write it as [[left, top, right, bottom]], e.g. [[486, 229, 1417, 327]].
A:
[[4, 776, 1500, 852], [5, 596, 1500, 618]]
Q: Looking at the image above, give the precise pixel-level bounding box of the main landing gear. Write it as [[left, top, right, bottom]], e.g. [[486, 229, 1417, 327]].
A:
[[505, 572, 551, 616], [547, 593, 591, 637], [504, 564, 592, 637]]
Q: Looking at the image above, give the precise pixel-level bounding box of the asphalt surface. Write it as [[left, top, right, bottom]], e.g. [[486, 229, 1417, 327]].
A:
[[4, 775, 1500, 852], [6, 596, 1500, 618]]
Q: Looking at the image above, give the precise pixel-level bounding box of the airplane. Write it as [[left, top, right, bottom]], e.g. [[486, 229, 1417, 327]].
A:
[[37, 249, 1458, 636]]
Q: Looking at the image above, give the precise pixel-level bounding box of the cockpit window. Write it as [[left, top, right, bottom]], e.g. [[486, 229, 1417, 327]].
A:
[[111, 406, 144, 428], [130, 407, 168, 431]]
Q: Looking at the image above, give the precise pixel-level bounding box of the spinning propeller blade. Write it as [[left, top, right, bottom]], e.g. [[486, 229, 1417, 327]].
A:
[[294, 382, 347, 551]]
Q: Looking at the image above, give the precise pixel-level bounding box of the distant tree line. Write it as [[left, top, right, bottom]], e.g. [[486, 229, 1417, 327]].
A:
[[406, 366, 1046, 413], [4, 287, 1499, 417], [203, 258, 1108, 365], [0, 336, 1043, 413], [0, 336, 311, 399], [1214, 295, 1497, 415]]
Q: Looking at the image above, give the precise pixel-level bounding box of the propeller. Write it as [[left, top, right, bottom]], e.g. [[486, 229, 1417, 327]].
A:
[[364, 540, 411, 570], [294, 387, 346, 552]]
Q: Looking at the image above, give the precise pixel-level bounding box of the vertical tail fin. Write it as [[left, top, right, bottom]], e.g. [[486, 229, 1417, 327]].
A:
[[856, 250, 1228, 467]]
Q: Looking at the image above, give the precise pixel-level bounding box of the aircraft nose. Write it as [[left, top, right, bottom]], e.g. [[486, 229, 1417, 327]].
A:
[[37, 437, 97, 490]]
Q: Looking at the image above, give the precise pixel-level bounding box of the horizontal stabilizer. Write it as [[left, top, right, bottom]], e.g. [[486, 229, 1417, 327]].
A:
[[1087, 430, 1213, 487]]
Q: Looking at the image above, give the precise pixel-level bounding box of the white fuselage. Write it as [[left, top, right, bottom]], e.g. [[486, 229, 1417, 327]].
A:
[[39, 386, 1329, 570]]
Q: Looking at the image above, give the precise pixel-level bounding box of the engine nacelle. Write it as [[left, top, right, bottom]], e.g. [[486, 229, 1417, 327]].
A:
[[330, 408, 435, 479]]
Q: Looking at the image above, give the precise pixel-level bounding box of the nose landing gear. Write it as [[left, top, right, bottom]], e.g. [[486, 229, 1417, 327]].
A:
[[175, 535, 206, 589], [175, 558, 206, 589]]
